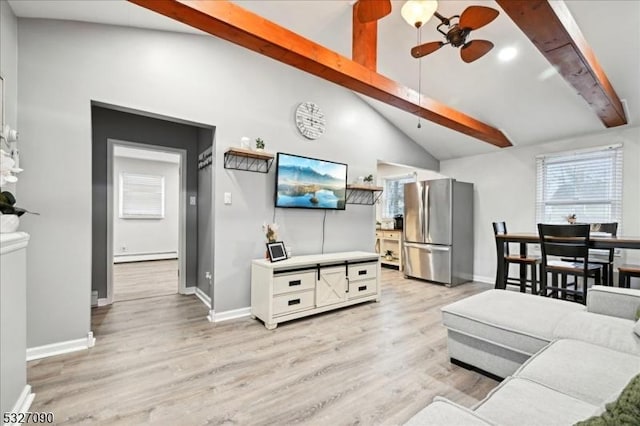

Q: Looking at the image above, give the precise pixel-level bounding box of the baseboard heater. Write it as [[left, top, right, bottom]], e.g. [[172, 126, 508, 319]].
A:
[[113, 251, 178, 263]]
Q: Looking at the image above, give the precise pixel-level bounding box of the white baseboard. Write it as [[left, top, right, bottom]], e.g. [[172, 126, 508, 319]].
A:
[[27, 332, 95, 361], [214, 307, 251, 323], [5, 385, 35, 424], [183, 286, 196, 295], [473, 274, 495, 285], [207, 309, 214, 323], [97, 298, 109, 306], [113, 252, 178, 263], [194, 287, 211, 309]]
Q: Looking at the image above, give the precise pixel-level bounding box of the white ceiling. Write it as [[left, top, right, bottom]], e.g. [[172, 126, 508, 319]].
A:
[[9, 0, 640, 160]]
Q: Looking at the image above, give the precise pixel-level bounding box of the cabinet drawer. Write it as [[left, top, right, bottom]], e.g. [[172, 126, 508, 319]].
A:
[[273, 271, 315, 295], [347, 278, 377, 299], [273, 290, 315, 316], [348, 262, 377, 282], [384, 231, 400, 239], [375, 231, 382, 238]]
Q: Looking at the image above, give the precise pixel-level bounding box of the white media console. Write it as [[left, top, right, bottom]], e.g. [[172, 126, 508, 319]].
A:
[[251, 251, 381, 329]]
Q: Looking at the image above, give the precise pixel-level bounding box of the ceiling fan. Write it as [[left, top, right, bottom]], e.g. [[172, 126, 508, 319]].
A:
[[411, 6, 500, 63]]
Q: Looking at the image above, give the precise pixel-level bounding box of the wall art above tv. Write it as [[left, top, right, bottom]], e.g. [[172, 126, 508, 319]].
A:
[[274, 153, 348, 210]]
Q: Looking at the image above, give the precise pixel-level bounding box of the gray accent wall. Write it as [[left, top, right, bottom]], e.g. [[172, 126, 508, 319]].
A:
[[197, 136, 214, 301], [92, 106, 205, 299], [17, 19, 438, 347]]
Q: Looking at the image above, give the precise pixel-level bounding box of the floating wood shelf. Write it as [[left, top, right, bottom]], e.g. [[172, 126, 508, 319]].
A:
[[346, 184, 383, 205], [224, 147, 274, 173]]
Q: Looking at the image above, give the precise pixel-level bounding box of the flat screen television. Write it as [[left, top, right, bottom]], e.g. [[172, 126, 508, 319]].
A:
[[275, 153, 348, 210]]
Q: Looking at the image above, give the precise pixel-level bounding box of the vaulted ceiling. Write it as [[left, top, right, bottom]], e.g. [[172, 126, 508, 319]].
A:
[[9, 0, 640, 160]]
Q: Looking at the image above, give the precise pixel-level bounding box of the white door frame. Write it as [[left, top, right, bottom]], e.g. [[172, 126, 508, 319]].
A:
[[106, 139, 187, 304]]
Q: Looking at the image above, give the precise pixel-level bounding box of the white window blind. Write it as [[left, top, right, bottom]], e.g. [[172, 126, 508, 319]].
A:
[[535, 145, 623, 226], [119, 173, 165, 219], [382, 174, 415, 218]]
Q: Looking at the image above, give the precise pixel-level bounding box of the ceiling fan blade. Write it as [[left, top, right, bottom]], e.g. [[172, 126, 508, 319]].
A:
[[459, 6, 499, 31], [460, 40, 494, 63], [411, 41, 444, 58], [356, 0, 392, 23]]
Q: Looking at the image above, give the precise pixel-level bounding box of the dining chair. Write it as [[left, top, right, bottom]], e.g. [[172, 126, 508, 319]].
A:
[[538, 223, 602, 304], [493, 222, 540, 294], [562, 222, 618, 286]]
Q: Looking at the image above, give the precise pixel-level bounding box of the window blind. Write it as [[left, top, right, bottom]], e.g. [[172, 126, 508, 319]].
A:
[[119, 173, 165, 219], [382, 174, 415, 218], [535, 145, 623, 226]]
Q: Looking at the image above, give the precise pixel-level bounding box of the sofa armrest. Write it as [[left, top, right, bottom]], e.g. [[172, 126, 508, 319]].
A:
[[404, 397, 495, 426], [587, 286, 640, 320]]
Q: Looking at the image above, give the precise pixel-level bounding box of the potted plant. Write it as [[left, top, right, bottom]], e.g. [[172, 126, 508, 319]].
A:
[[566, 214, 577, 224], [255, 138, 265, 152], [384, 249, 394, 261], [363, 174, 374, 185]]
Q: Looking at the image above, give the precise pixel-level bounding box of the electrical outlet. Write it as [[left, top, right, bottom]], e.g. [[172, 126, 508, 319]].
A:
[[190, 196, 197, 205], [224, 192, 232, 205], [122, 245, 127, 252]]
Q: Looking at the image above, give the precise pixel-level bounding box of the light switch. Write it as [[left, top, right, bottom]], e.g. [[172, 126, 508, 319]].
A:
[[190, 196, 197, 205], [224, 192, 232, 205]]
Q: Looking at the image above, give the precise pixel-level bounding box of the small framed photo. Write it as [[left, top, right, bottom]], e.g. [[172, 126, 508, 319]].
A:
[[266, 241, 288, 262]]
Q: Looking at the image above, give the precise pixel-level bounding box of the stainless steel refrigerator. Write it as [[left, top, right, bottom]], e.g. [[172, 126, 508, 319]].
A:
[[403, 178, 474, 286]]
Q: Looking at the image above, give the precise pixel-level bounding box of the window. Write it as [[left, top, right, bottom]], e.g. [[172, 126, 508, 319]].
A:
[[535, 145, 623, 226], [119, 173, 165, 219], [382, 174, 415, 218]]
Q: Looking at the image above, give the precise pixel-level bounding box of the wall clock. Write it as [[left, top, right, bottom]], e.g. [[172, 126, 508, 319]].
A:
[[295, 101, 326, 140]]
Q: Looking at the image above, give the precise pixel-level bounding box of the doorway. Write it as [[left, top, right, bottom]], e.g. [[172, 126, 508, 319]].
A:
[[108, 142, 186, 303]]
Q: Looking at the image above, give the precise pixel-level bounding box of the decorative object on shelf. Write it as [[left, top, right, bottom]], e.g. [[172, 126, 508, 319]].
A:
[[295, 101, 325, 140], [346, 184, 383, 205], [266, 241, 288, 262], [0, 191, 38, 233], [363, 174, 374, 185], [255, 138, 265, 152], [376, 221, 382, 229], [240, 136, 251, 150], [0, 148, 21, 186], [262, 222, 279, 243], [384, 249, 394, 261], [566, 213, 577, 224], [224, 147, 274, 173]]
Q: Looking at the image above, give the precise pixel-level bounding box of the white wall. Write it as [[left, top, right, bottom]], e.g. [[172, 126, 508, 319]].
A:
[[113, 156, 179, 260], [440, 126, 640, 283], [16, 19, 439, 347], [0, 0, 18, 196]]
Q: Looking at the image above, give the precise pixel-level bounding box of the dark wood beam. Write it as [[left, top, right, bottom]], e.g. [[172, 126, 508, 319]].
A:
[[127, 0, 512, 148], [496, 0, 627, 127], [352, 3, 377, 70]]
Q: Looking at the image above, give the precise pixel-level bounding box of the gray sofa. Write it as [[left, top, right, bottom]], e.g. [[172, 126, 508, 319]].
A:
[[406, 286, 640, 425]]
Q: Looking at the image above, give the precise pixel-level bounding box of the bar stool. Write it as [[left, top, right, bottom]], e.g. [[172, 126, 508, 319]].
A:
[[493, 222, 540, 294], [618, 264, 640, 288], [538, 224, 602, 304]]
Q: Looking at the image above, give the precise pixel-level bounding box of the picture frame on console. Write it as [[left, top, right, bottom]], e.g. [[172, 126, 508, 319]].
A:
[[266, 241, 288, 262]]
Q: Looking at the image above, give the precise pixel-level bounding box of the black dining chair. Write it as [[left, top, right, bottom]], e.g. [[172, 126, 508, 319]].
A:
[[561, 222, 618, 286], [493, 222, 541, 294], [538, 224, 602, 304]]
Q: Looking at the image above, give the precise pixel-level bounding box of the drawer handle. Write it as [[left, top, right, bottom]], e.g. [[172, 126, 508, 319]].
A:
[[358, 270, 367, 276], [288, 299, 301, 306], [288, 280, 301, 287], [358, 285, 367, 291]]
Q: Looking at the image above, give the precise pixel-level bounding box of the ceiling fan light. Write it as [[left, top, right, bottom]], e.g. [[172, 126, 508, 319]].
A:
[[401, 0, 438, 28]]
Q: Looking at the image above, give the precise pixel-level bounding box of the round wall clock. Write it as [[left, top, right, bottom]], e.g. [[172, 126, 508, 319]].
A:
[[295, 101, 326, 140]]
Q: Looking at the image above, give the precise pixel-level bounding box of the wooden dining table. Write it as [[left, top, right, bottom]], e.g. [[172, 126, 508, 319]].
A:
[[494, 233, 640, 289]]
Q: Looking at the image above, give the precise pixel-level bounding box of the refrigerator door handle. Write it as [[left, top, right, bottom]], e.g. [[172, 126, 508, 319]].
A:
[[404, 242, 449, 251]]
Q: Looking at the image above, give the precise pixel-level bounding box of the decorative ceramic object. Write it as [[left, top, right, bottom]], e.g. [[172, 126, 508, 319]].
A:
[[0, 214, 20, 233], [240, 136, 251, 150]]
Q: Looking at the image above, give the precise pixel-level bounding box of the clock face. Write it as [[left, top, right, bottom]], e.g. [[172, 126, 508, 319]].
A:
[[295, 102, 326, 140]]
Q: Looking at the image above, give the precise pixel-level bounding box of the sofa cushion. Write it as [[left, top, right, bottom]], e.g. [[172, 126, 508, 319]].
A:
[[474, 377, 598, 426], [553, 311, 640, 355], [404, 397, 494, 426], [575, 373, 640, 426], [442, 290, 585, 356], [515, 339, 640, 406], [636, 320, 640, 338]]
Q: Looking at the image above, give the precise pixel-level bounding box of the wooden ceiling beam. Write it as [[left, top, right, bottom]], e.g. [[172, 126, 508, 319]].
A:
[[496, 0, 627, 127], [128, 0, 512, 148], [352, 3, 378, 71]]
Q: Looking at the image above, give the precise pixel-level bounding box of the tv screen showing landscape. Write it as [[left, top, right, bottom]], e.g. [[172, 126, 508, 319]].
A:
[[275, 153, 348, 210]]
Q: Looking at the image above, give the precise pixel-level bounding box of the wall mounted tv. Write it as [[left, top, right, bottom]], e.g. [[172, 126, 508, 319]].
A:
[[275, 153, 348, 210]]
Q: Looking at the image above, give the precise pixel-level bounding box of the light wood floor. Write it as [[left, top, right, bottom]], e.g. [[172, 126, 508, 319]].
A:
[[27, 269, 497, 425], [113, 259, 178, 302]]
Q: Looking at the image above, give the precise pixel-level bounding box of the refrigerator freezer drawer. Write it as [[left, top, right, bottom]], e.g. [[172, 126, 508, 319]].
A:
[[403, 243, 452, 284]]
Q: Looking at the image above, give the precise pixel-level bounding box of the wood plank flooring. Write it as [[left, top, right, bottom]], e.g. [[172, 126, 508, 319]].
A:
[[27, 268, 497, 425], [113, 259, 178, 302]]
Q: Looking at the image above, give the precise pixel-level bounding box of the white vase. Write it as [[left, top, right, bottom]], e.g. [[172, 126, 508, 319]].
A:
[[0, 214, 20, 233]]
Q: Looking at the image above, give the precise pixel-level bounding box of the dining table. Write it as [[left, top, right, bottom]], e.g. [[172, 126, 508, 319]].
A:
[[494, 233, 640, 289]]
